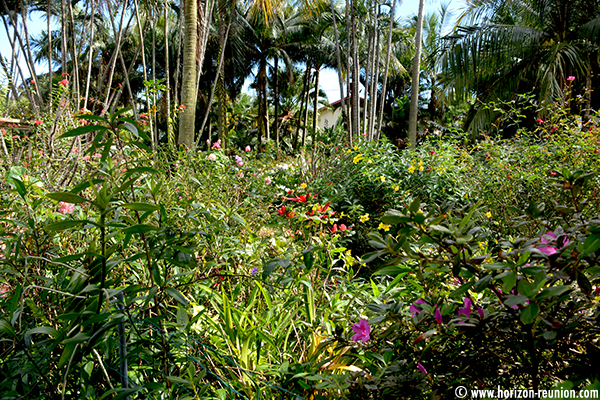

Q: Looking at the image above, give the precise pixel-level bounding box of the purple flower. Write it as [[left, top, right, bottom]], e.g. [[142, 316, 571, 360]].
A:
[[351, 319, 371, 342], [234, 155, 244, 166], [457, 297, 472, 318], [477, 307, 484, 319], [410, 299, 429, 318], [417, 362, 428, 374], [434, 308, 442, 324], [250, 267, 258, 276], [538, 231, 571, 255]]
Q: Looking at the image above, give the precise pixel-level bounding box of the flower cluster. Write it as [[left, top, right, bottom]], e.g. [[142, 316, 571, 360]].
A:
[[58, 202, 75, 215]]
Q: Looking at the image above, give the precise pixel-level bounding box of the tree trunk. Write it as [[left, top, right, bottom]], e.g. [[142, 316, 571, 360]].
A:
[[302, 63, 312, 147], [351, 0, 360, 138], [330, 0, 349, 140], [47, 0, 52, 107], [408, 0, 425, 150], [164, 0, 173, 146], [84, 0, 98, 110], [273, 54, 280, 155], [376, 0, 396, 141], [344, 0, 353, 141], [369, 14, 380, 140], [363, 28, 372, 138], [178, 0, 198, 147], [312, 64, 320, 133]]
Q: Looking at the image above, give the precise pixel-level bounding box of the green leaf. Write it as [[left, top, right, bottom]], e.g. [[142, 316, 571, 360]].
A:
[[123, 202, 160, 212], [46, 192, 88, 204], [374, 265, 412, 276], [429, 224, 453, 234], [582, 234, 600, 256], [504, 294, 528, 306], [121, 224, 157, 234], [409, 198, 421, 214], [60, 124, 107, 138], [520, 302, 539, 324], [473, 274, 492, 292], [62, 332, 90, 345], [24, 326, 58, 347], [501, 270, 517, 293], [576, 271, 592, 295], [536, 286, 571, 300], [517, 280, 536, 298], [449, 281, 474, 298], [166, 287, 189, 307], [45, 220, 88, 231]]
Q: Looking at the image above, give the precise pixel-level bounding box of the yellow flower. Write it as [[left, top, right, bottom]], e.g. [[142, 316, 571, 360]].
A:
[[393, 185, 400, 192], [300, 183, 307, 189], [354, 145, 358, 150], [353, 154, 363, 164], [485, 211, 492, 218], [359, 214, 370, 223], [378, 223, 390, 231], [340, 211, 345, 218], [419, 165, 424, 172], [408, 166, 416, 173], [345, 249, 352, 256], [379, 175, 386, 182]]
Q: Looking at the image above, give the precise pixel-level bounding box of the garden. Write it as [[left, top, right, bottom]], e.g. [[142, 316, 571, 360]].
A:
[[2, 0, 600, 398]]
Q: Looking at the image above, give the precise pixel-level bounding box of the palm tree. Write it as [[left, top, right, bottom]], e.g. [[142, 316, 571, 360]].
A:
[[408, 0, 424, 149], [178, 0, 199, 147], [440, 0, 600, 135]]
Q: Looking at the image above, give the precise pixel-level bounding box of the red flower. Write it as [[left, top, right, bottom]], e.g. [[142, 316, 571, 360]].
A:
[[62, 72, 70, 77], [34, 119, 42, 125], [284, 193, 311, 202], [430, 150, 435, 155], [59, 79, 68, 86], [277, 206, 286, 216], [331, 224, 338, 233]]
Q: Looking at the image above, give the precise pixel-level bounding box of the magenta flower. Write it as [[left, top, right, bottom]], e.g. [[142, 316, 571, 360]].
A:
[[538, 231, 571, 255], [410, 299, 429, 318], [417, 362, 428, 374], [434, 308, 442, 324], [477, 307, 484, 319], [212, 140, 222, 149], [457, 297, 472, 318], [351, 319, 371, 342], [567, 76, 575, 81], [245, 145, 251, 152]]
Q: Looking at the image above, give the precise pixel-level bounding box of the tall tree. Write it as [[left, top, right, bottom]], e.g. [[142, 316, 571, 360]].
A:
[[178, 0, 199, 147], [408, 0, 424, 149]]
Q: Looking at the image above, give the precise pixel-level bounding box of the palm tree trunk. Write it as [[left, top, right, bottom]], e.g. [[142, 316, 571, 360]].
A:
[[369, 14, 380, 140], [295, 57, 311, 149], [351, 0, 360, 138], [164, 0, 173, 146], [330, 0, 349, 139], [84, 0, 98, 110], [312, 63, 320, 133], [273, 54, 280, 154], [47, 0, 52, 107], [344, 0, 353, 141], [302, 63, 313, 147], [363, 28, 372, 138], [67, 0, 79, 108], [408, 0, 425, 150], [376, 0, 396, 141], [152, 5, 158, 144], [178, 0, 198, 147], [174, 5, 184, 105], [60, 0, 66, 75]]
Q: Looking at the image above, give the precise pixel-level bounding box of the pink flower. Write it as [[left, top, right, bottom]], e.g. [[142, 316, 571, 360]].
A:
[[207, 153, 216, 161], [245, 145, 251, 152], [434, 308, 442, 324], [410, 299, 428, 318], [477, 307, 484, 319], [212, 140, 222, 149], [351, 319, 371, 342], [457, 297, 472, 318], [417, 362, 428, 374], [536, 118, 544, 124], [430, 150, 435, 155], [538, 231, 570, 255], [567, 76, 575, 81], [264, 177, 272, 185], [58, 202, 75, 215]]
